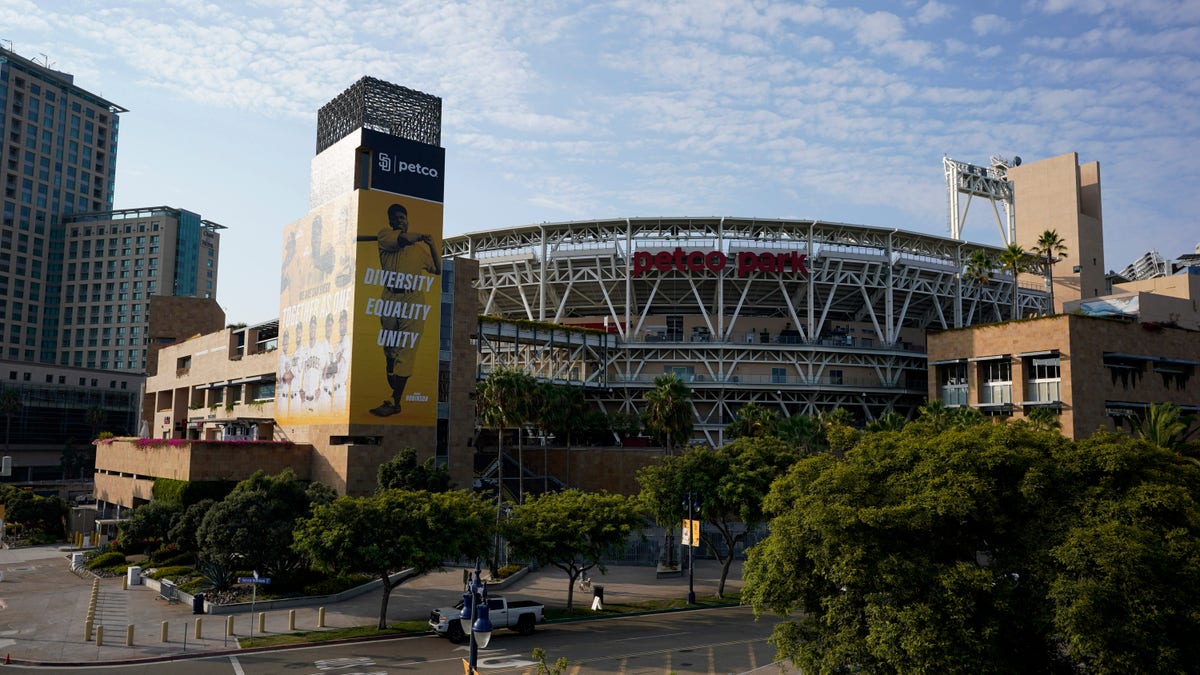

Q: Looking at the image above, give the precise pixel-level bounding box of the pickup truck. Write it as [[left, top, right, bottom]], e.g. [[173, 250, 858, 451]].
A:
[[429, 596, 545, 643]]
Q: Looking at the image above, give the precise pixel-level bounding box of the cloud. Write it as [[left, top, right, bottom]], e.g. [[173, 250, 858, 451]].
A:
[[914, 2, 953, 24], [971, 14, 1011, 36]]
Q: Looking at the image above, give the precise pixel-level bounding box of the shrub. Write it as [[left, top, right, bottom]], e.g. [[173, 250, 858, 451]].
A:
[[302, 574, 373, 597], [86, 551, 126, 569], [149, 565, 196, 581], [150, 544, 181, 562], [158, 552, 196, 567], [495, 564, 525, 580]]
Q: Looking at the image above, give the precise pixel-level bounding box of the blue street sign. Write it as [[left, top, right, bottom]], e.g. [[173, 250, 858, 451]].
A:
[[238, 576, 271, 584]]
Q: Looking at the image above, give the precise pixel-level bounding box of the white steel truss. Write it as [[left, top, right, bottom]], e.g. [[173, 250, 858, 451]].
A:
[[449, 217, 1048, 445]]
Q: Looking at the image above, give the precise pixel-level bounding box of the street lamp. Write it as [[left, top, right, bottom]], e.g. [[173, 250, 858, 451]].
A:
[[683, 491, 701, 604], [460, 562, 493, 674]]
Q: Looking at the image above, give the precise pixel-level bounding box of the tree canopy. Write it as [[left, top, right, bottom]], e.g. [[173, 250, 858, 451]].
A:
[[376, 447, 451, 492], [642, 374, 693, 455], [195, 469, 335, 579], [743, 420, 1200, 673], [294, 488, 493, 629], [502, 489, 645, 609], [638, 437, 799, 597]]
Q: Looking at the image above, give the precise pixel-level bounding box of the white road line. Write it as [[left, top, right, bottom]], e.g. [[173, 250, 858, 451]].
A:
[[230, 655, 245, 675], [614, 631, 689, 642]]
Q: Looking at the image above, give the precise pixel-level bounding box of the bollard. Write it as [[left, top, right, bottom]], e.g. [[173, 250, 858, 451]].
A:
[[288, 609, 296, 631], [226, 615, 234, 636], [96, 625, 104, 647], [318, 607, 326, 628], [258, 612, 265, 633], [161, 621, 169, 643], [84, 619, 93, 641], [123, 575, 128, 591], [194, 618, 202, 640], [126, 625, 134, 647]]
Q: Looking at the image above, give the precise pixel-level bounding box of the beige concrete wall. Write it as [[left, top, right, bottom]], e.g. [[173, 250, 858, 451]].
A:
[[1009, 152, 1105, 312], [928, 314, 1199, 439], [146, 295, 226, 376], [509, 444, 667, 496], [94, 438, 313, 508]]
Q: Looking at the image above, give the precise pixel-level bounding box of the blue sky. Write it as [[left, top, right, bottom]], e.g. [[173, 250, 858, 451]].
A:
[[6, 0, 1199, 324]]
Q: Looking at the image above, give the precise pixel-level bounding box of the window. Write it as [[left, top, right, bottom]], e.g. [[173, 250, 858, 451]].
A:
[[1025, 355, 1061, 403], [979, 359, 1012, 405], [939, 362, 968, 406]]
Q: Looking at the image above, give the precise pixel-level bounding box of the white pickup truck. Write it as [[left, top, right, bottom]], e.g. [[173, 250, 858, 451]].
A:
[[429, 596, 545, 643]]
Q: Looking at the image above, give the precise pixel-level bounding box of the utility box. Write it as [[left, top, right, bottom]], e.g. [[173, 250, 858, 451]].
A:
[[126, 566, 142, 586], [70, 553, 85, 570]]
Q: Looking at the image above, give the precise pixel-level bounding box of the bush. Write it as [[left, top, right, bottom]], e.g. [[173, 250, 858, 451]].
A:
[[495, 564, 525, 580], [149, 565, 196, 581], [158, 552, 196, 567], [86, 551, 126, 569], [149, 544, 181, 562], [302, 574, 373, 597]]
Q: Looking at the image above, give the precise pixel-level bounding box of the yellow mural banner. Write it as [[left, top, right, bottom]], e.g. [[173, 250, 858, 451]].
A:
[[348, 190, 443, 426]]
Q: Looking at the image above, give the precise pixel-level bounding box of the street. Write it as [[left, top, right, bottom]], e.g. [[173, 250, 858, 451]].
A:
[[12, 605, 787, 674]]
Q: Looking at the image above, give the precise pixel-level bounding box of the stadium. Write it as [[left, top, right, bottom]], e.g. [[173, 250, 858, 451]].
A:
[[446, 213, 1051, 447]]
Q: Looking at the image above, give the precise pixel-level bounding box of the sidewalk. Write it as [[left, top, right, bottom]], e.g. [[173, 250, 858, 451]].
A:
[[0, 546, 746, 665]]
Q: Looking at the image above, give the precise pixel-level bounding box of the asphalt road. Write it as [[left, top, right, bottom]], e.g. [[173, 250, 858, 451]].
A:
[[11, 605, 788, 674]]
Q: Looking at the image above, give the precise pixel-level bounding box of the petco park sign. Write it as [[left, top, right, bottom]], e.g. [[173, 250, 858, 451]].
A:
[[631, 247, 808, 278]]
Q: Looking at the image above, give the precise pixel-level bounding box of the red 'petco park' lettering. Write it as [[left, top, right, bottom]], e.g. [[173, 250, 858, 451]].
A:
[[630, 247, 808, 278]]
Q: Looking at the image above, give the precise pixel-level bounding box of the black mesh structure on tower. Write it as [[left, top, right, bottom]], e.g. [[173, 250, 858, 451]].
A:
[[315, 77, 442, 153]]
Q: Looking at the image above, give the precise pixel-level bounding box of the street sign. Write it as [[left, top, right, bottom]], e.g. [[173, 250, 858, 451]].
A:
[[238, 576, 271, 584]]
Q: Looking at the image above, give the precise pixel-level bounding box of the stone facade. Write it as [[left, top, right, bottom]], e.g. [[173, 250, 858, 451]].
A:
[[928, 313, 1199, 439]]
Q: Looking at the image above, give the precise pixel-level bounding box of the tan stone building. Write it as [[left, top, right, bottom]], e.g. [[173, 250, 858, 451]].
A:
[[927, 268, 1200, 439]]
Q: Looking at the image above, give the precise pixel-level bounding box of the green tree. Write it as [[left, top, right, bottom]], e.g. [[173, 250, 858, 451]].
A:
[[502, 489, 645, 610], [1136, 402, 1198, 452], [294, 489, 493, 629], [776, 414, 827, 457], [0, 485, 67, 538], [726, 402, 780, 439], [638, 437, 797, 597], [167, 498, 215, 551], [962, 249, 994, 323], [998, 242, 1031, 320], [376, 447, 451, 492], [642, 374, 693, 455], [1048, 432, 1200, 672], [538, 383, 587, 485], [744, 422, 1200, 673], [744, 423, 1072, 672], [0, 387, 20, 460], [478, 367, 536, 571], [117, 500, 183, 553], [85, 405, 107, 439], [1032, 229, 1068, 315], [196, 469, 334, 579], [864, 411, 906, 432]]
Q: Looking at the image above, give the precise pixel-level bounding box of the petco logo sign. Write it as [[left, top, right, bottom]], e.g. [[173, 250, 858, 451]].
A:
[[631, 247, 808, 278]]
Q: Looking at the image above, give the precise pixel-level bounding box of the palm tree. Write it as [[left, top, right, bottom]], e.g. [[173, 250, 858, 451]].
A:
[[998, 243, 1030, 321], [1033, 229, 1068, 315], [962, 250, 993, 324], [477, 367, 531, 571], [866, 411, 907, 432], [642, 373, 693, 456], [1137, 402, 1198, 452], [777, 414, 827, 457], [726, 401, 780, 439]]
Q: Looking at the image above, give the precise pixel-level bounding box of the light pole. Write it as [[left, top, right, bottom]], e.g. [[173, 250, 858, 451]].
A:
[[460, 562, 493, 674], [684, 491, 700, 604]]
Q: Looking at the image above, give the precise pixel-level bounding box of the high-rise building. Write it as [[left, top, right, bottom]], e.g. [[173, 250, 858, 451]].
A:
[[1, 46, 126, 364], [57, 206, 224, 371]]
